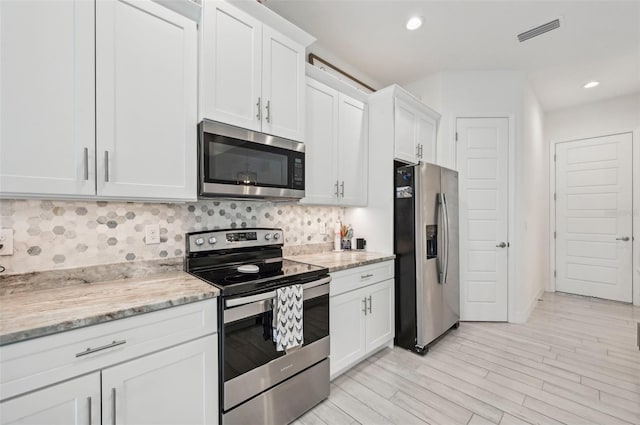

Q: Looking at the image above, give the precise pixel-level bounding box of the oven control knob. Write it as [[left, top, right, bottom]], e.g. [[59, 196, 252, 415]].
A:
[[195, 237, 204, 246], [273, 233, 280, 240], [208, 237, 217, 245], [264, 233, 272, 241]]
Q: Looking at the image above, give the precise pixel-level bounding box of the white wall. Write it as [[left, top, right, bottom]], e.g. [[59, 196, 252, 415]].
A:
[[546, 92, 640, 143], [546, 93, 640, 306], [404, 70, 526, 170], [405, 70, 549, 322], [513, 84, 548, 322]]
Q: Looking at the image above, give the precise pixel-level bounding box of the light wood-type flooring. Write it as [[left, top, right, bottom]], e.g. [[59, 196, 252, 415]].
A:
[[295, 291, 640, 425]]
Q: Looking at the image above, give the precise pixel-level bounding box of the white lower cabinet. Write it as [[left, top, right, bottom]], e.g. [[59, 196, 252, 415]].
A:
[[0, 373, 100, 425], [103, 335, 218, 425], [0, 300, 218, 425], [329, 261, 394, 379]]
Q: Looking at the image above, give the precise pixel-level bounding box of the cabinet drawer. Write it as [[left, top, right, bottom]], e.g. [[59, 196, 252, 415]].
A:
[[330, 261, 394, 297], [0, 299, 217, 401]]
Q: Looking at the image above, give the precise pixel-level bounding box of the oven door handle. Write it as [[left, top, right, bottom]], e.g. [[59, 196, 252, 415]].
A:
[[225, 276, 331, 308], [224, 276, 331, 324]]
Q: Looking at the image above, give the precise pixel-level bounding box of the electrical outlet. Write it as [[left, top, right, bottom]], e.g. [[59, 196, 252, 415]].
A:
[[0, 229, 14, 256], [145, 224, 160, 245]]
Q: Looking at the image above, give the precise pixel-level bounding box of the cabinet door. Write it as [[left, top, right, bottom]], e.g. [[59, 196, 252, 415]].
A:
[[96, 0, 197, 201], [102, 335, 218, 425], [261, 25, 305, 142], [364, 279, 394, 353], [301, 78, 339, 205], [417, 112, 437, 164], [0, 373, 100, 425], [201, 1, 262, 132], [394, 98, 418, 164], [329, 288, 367, 379], [337, 93, 367, 206], [0, 0, 95, 197]]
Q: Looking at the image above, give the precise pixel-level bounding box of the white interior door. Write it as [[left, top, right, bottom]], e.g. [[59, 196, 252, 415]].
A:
[[555, 133, 633, 302], [457, 118, 509, 321]]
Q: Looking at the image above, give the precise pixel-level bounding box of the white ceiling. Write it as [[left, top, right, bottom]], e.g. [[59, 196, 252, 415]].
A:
[[266, 0, 640, 111]]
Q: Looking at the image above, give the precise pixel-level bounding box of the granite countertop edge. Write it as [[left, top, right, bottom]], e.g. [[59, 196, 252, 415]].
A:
[[285, 251, 396, 273], [0, 290, 218, 347]]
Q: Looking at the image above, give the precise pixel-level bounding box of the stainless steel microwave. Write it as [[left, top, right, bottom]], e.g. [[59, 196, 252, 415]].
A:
[[198, 120, 305, 200]]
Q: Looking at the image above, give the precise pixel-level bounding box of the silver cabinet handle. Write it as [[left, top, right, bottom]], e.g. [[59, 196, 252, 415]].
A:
[[256, 97, 262, 121], [87, 396, 92, 425], [362, 298, 367, 315], [340, 181, 345, 197], [112, 388, 117, 425], [76, 340, 126, 357], [83, 147, 89, 181], [104, 151, 110, 182], [420, 144, 424, 157], [416, 144, 420, 157], [367, 295, 372, 314], [334, 180, 339, 197], [496, 242, 508, 248], [361, 273, 373, 279], [265, 100, 271, 123], [616, 236, 630, 241]]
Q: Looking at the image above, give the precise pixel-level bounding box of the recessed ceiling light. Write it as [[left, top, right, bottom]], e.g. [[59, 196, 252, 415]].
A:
[[406, 16, 422, 31], [584, 81, 600, 89]]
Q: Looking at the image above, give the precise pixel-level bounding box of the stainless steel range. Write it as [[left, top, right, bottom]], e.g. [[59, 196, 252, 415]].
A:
[[185, 228, 330, 425]]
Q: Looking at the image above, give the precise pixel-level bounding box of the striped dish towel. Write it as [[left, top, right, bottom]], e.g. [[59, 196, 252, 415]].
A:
[[272, 285, 303, 351]]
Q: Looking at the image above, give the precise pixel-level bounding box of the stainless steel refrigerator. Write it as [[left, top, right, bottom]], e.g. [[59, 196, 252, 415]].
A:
[[394, 161, 460, 354]]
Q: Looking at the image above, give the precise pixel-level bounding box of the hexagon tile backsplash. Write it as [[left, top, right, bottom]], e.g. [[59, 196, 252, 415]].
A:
[[0, 199, 344, 274]]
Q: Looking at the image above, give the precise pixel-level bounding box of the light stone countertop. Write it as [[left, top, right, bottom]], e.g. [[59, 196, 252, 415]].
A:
[[286, 251, 395, 273], [0, 271, 218, 346]]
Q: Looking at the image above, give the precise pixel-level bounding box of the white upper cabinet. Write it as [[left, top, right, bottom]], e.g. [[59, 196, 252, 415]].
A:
[[0, 0, 95, 197], [302, 74, 367, 207], [337, 94, 367, 206], [201, 2, 262, 132], [303, 78, 339, 205], [201, 0, 312, 142], [261, 26, 305, 141], [394, 98, 419, 164], [96, 0, 197, 200], [370, 85, 440, 166], [0, 0, 198, 202], [417, 111, 437, 164]]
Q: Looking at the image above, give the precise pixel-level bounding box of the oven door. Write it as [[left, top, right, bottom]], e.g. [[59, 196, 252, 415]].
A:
[[222, 278, 330, 412], [200, 120, 305, 199]]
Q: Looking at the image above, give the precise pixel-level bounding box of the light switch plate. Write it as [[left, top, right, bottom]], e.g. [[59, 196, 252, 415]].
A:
[[0, 229, 14, 255], [145, 224, 160, 245]]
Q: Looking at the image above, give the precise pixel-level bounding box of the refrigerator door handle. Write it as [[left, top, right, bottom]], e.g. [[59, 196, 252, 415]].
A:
[[441, 193, 450, 284]]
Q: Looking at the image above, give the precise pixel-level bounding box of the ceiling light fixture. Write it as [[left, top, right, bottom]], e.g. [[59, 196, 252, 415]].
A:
[[406, 16, 422, 31], [583, 81, 600, 89]]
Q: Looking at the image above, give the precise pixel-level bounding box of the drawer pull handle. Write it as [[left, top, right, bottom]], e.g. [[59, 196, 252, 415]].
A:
[[361, 273, 374, 279], [76, 340, 126, 357]]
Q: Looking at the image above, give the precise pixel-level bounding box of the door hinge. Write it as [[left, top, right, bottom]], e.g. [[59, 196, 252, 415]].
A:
[[553, 193, 556, 201], [554, 231, 556, 239], [554, 270, 556, 277]]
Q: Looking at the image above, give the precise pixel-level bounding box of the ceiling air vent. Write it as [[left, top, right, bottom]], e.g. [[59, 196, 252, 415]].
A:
[[518, 19, 561, 42]]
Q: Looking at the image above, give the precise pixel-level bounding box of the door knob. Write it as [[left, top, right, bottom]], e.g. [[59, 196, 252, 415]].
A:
[[616, 236, 630, 241], [496, 242, 508, 248]]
